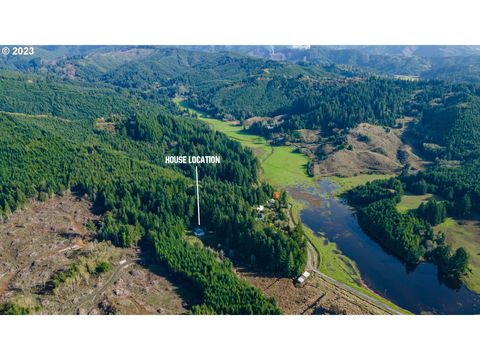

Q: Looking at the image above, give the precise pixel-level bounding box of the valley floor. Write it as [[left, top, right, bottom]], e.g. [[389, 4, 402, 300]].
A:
[[177, 99, 407, 314]]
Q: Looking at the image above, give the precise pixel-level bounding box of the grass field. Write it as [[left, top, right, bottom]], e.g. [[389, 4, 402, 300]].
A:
[[396, 193, 434, 213], [329, 174, 393, 195], [176, 99, 313, 187], [435, 217, 480, 294]]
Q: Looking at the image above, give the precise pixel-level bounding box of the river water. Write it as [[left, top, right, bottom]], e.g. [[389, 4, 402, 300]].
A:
[[291, 179, 480, 314]]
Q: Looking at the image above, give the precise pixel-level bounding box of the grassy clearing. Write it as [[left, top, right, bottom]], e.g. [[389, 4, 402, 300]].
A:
[[176, 99, 313, 187], [396, 193, 433, 213], [435, 216, 480, 294], [261, 146, 312, 187], [329, 174, 393, 195]]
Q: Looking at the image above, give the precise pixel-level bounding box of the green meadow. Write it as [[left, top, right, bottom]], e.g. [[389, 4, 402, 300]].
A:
[[176, 99, 313, 187], [396, 193, 434, 213], [329, 174, 393, 195], [435, 217, 480, 294]]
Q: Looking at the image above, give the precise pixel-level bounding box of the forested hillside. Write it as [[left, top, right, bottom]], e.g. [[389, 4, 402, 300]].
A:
[[402, 160, 480, 217], [0, 71, 138, 119], [413, 94, 480, 160], [0, 69, 308, 314], [175, 63, 480, 164], [265, 78, 415, 133], [11, 46, 480, 158], [201, 45, 480, 82]]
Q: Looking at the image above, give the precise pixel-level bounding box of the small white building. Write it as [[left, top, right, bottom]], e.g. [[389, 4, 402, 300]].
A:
[[256, 205, 264, 212], [295, 271, 311, 286]]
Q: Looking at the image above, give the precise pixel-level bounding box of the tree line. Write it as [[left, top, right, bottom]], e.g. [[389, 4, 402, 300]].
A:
[[348, 178, 469, 279]]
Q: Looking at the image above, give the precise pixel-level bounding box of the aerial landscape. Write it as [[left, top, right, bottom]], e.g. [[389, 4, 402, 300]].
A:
[[1, 45, 480, 315]]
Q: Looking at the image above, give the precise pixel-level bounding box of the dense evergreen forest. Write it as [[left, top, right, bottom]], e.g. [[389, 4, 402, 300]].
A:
[[186, 74, 480, 156], [0, 69, 309, 314], [401, 161, 480, 217], [413, 94, 480, 160], [190, 77, 416, 132]]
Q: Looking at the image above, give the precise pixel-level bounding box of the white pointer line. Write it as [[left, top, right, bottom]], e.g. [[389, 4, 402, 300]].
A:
[[195, 166, 201, 226]]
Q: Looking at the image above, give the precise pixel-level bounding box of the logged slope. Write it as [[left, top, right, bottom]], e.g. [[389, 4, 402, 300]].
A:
[[0, 193, 190, 315]]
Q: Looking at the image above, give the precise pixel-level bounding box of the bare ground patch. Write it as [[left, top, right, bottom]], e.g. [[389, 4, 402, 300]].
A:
[[237, 269, 391, 315], [314, 119, 429, 177], [0, 193, 190, 314]]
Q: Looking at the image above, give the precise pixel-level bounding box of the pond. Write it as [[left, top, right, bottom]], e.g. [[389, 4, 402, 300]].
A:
[[291, 179, 480, 314]]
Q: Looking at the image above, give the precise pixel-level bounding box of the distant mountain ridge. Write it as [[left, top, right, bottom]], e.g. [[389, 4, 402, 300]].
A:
[[2, 45, 480, 82], [218, 45, 480, 81]]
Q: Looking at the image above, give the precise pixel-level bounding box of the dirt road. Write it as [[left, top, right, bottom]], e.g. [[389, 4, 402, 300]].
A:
[[66, 258, 137, 314], [0, 193, 189, 315], [305, 238, 402, 314]]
